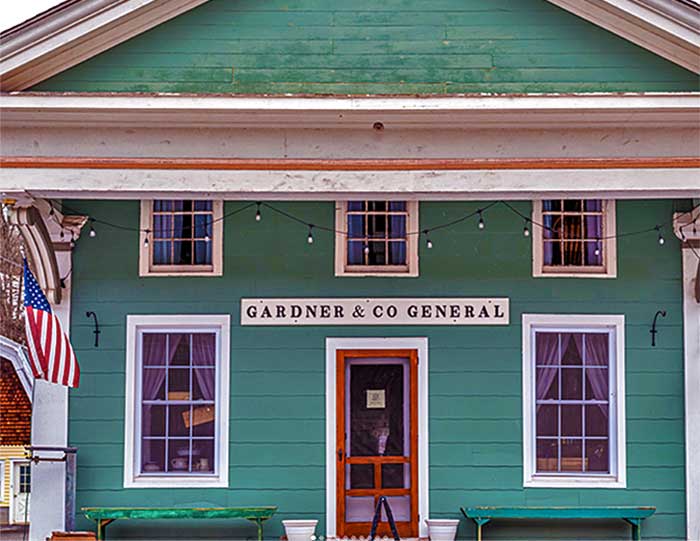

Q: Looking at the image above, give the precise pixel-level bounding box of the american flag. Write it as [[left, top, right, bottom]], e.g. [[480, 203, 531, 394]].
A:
[[23, 259, 80, 388]]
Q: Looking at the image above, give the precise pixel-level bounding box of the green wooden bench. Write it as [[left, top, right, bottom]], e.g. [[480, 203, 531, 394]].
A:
[[461, 506, 656, 541], [82, 506, 277, 541]]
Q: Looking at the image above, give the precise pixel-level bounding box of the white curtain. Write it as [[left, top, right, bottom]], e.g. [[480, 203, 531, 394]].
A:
[[535, 333, 559, 411], [192, 333, 216, 401], [585, 333, 610, 417]]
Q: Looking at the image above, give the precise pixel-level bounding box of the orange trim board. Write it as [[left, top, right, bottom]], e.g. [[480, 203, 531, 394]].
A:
[[1, 157, 699, 171]]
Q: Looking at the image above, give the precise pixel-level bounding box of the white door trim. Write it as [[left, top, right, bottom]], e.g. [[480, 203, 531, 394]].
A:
[[325, 337, 429, 539]]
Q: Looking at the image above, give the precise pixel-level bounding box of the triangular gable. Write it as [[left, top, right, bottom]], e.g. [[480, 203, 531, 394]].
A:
[[1, 0, 698, 93]]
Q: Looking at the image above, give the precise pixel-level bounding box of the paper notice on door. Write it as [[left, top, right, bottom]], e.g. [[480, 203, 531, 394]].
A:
[[366, 389, 386, 409]]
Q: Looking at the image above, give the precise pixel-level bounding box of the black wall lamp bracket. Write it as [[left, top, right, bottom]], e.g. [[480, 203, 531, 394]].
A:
[[650, 310, 666, 347], [86, 311, 100, 347]]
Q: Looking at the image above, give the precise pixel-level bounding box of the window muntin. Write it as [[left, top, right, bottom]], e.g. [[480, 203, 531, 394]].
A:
[[18, 463, 31, 493], [139, 331, 217, 477], [335, 201, 419, 276], [535, 331, 610, 475], [542, 199, 604, 268], [533, 200, 616, 278], [152, 200, 213, 267]]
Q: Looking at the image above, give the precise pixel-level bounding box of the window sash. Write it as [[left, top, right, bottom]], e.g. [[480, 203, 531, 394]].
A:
[[531, 328, 616, 478], [137, 329, 220, 478]]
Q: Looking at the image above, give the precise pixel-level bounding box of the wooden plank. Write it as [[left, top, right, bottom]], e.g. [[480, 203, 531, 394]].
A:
[[2, 156, 699, 171]]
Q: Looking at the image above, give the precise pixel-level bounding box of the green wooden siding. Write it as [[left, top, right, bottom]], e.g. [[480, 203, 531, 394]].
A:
[[33, 0, 699, 94], [65, 199, 689, 539]]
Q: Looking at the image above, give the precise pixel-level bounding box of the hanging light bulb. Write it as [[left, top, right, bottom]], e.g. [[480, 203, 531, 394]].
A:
[[204, 235, 211, 242], [594, 239, 601, 257], [144, 230, 150, 247], [60, 229, 65, 239], [424, 230, 433, 249], [656, 226, 665, 245], [364, 244, 370, 255], [255, 202, 262, 222], [477, 210, 485, 230], [523, 220, 530, 237], [307, 225, 314, 244], [89, 219, 96, 238]]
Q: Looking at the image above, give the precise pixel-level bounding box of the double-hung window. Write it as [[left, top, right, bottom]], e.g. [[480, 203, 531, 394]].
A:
[[522, 314, 625, 488], [335, 201, 419, 276], [124, 315, 230, 487], [139, 200, 223, 276], [532, 199, 616, 278]]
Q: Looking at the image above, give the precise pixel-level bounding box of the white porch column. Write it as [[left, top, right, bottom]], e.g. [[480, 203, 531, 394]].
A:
[[8, 199, 83, 541], [675, 204, 700, 541]]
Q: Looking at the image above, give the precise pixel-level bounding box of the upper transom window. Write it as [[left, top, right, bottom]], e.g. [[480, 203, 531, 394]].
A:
[[335, 201, 419, 277], [139, 200, 223, 276], [533, 200, 616, 278]]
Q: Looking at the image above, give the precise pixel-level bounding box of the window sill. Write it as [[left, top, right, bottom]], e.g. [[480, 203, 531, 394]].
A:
[[524, 475, 625, 489], [125, 474, 227, 488], [139, 269, 223, 277], [534, 270, 616, 279]]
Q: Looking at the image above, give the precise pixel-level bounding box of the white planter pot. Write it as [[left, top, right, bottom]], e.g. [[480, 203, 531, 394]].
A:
[[425, 518, 460, 541], [282, 519, 318, 541]]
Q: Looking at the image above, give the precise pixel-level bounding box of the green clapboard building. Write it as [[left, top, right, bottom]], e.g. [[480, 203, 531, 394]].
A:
[[1, 1, 699, 540]]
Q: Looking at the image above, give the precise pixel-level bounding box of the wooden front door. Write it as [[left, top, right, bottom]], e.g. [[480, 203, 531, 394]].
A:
[[336, 349, 419, 538]]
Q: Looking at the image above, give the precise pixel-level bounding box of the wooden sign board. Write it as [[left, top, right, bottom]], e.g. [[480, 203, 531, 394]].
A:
[[241, 298, 509, 326]]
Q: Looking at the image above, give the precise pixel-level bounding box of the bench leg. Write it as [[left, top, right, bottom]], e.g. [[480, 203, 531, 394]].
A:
[[473, 518, 491, 541], [624, 518, 642, 541], [96, 519, 114, 541], [246, 517, 264, 541]]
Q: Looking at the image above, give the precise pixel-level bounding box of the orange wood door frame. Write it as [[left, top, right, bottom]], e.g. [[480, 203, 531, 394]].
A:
[[336, 349, 419, 538]]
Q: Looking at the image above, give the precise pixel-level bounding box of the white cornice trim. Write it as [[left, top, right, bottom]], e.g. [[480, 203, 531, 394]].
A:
[[0, 0, 210, 92], [1, 93, 699, 129], [545, 0, 700, 73]]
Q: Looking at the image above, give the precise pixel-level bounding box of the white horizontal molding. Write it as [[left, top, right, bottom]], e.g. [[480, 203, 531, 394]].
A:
[[545, 0, 700, 73], [1, 93, 699, 129], [2, 167, 699, 200], [0, 0, 210, 91]]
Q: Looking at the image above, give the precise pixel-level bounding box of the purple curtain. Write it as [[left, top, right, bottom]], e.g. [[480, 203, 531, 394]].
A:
[[585, 333, 610, 417], [142, 333, 182, 466], [585, 215, 602, 265], [192, 333, 216, 401], [535, 333, 559, 411]]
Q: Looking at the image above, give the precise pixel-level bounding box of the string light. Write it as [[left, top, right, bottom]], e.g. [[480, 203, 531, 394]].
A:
[[144, 230, 150, 247], [204, 235, 210, 242], [523, 220, 530, 237], [88, 220, 96, 238], [656, 225, 665, 245], [364, 244, 370, 255], [594, 239, 601, 257], [307, 225, 314, 244], [477, 210, 485, 230], [255, 202, 262, 222], [424, 230, 433, 249]]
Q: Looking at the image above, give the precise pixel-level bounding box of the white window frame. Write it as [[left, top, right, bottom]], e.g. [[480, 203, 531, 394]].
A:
[[0, 460, 4, 503], [123, 314, 230, 488], [522, 314, 626, 488], [334, 201, 419, 277], [139, 200, 224, 277], [532, 199, 617, 278]]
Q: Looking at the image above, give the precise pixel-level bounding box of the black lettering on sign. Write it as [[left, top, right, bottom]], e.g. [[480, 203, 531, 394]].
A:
[[246, 306, 257, 318], [386, 305, 397, 318], [291, 305, 302, 318], [450, 305, 460, 318], [478, 305, 490, 318], [494, 304, 505, 318], [422, 305, 432, 318], [407, 305, 418, 318], [261, 306, 273, 318], [276, 305, 286, 318], [436, 305, 447, 318], [334, 305, 344, 318], [465, 305, 475, 318], [320, 305, 331, 318], [306, 306, 317, 318], [373, 305, 384, 318]]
